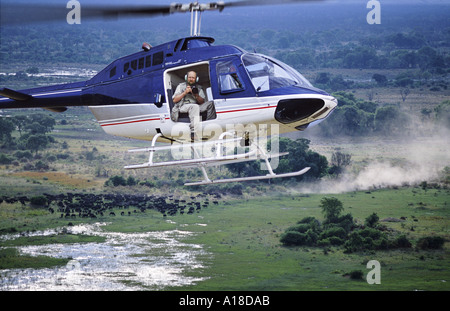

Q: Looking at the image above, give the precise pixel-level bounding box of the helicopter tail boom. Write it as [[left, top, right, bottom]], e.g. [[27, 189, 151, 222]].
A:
[[0, 82, 87, 113], [0, 88, 33, 101]]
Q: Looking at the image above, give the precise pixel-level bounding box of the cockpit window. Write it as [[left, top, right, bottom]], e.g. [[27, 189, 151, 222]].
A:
[[242, 54, 312, 92]]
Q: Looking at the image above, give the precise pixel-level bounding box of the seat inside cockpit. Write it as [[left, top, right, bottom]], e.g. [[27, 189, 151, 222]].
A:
[[165, 62, 216, 122]]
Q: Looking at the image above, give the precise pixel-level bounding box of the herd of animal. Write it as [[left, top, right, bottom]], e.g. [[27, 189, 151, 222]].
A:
[[0, 192, 221, 219]]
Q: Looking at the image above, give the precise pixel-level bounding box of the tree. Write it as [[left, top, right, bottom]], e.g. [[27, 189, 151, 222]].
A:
[[320, 197, 344, 223], [0, 118, 14, 143], [275, 137, 328, 179], [0, 154, 13, 164], [434, 100, 450, 128], [25, 134, 49, 155], [329, 151, 352, 175], [11, 115, 28, 138], [374, 105, 410, 135], [400, 88, 410, 102], [365, 213, 379, 228], [331, 151, 351, 168], [315, 72, 331, 85], [26, 122, 47, 135], [372, 73, 387, 86], [26, 114, 56, 134]]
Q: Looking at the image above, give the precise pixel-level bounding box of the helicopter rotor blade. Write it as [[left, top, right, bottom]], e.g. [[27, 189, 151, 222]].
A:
[[223, 0, 324, 8], [0, 3, 174, 25], [1, 1, 324, 25]]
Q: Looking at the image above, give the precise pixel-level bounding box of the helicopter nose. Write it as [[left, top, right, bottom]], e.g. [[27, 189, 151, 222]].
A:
[[274, 96, 337, 130]]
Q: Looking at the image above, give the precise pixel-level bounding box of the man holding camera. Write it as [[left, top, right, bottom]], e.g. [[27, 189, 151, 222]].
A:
[[172, 71, 214, 139]]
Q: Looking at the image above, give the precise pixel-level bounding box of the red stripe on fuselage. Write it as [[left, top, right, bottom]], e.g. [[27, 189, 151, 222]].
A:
[[100, 105, 277, 127]]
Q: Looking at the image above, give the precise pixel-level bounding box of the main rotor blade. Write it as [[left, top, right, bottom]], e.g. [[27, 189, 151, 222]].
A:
[[223, 0, 324, 8], [0, 3, 173, 25], [1, 1, 324, 25]]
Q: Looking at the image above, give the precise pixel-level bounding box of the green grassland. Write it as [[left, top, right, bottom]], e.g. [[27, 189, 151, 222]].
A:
[[1, 182, 447, 290], [146, 188, 449, 291]]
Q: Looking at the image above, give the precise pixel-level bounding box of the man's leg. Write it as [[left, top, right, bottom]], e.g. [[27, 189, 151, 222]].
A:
[[179, 103, 200, 135], [199, 101, 216, 120]]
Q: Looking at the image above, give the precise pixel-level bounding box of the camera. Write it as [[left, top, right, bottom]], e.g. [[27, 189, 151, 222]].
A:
[[191, 86, 198, 95]]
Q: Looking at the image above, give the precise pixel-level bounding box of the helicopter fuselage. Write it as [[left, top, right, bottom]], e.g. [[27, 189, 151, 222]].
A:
[[0, 36, 337, 142]]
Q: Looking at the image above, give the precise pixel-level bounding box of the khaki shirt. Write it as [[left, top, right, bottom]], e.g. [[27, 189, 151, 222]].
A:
[[173, 82, 205, 105]]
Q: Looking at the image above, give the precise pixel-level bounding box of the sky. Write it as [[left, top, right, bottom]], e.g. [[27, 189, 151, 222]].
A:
[[2, 0, 449, 33]]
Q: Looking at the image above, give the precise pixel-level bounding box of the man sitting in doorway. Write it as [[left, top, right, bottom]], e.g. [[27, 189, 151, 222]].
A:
[[172, 70, 215, 139]]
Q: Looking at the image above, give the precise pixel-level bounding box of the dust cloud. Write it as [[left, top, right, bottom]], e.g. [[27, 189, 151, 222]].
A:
[[297, 127, 449, 194]]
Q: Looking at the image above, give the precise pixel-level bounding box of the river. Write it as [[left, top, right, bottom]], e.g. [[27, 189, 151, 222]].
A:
[[0, 222, 210, 291]]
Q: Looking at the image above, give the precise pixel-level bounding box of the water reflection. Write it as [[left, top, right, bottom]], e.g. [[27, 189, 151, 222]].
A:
[[0, 223, 210, 291]]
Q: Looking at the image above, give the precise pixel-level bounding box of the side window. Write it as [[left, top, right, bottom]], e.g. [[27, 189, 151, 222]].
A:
[[131, 59, 137, 70], [123, 62, 132, 75], [153, 51, 164, 66], [217, 61, 244, 94], [138, 57, 145, 69], [109, 66, 116, 78], [145, 55, 152, 67]]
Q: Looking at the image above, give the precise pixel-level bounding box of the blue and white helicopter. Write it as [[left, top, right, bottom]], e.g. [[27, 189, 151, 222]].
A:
[[0, 1, 337, 185]]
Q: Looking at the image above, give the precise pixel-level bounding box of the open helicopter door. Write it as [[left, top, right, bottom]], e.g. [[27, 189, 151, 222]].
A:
[[164, 62, 217, 125], [124, 132, 310, 186]]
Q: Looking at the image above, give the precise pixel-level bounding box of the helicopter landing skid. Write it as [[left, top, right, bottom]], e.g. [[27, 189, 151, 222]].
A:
[[124, 132, 310, 186]]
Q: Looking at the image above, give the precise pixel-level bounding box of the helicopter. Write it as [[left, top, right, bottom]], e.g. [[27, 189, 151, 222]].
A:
[[0, 0, 337, 186]]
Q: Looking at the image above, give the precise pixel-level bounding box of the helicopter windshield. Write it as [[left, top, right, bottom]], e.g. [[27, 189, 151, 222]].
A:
[[242, 54, 312, 92]]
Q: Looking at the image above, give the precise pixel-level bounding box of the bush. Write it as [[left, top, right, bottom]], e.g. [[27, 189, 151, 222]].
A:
[[14, 150, 33, 160], [305, 229, 318, 245], [365, 212, 379, 228], [348, 270, 364, 280], [105, 175, 127, 187], [417, 236, 445, 250], [126, 176, 137, 186], [280, 229, 318, 246], [328, 236, 345, 246], [280, 197, 421, 253], [139, 179, 156, 188], [0, 153, 12, 164], [56, 153, 70, 160], [320, 226, 347, 240], [286, 223, 311, 234], [359, 227, 383, 240], [393, 235, 412, 248], [344, 231, 364, 253], [317, 238, 331, 247], [298, 216, 318, 224], [280, 231, 307, 246], [334, 213, 355, 232]]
